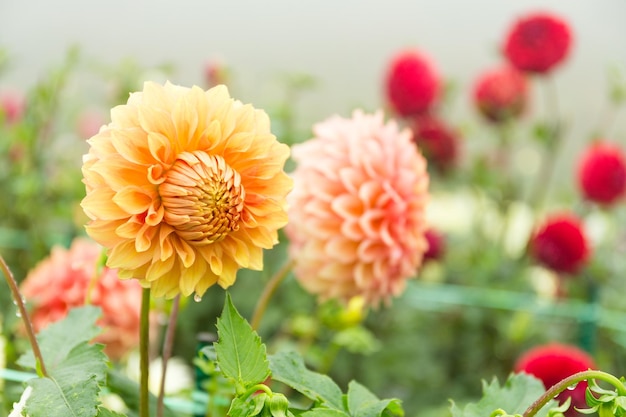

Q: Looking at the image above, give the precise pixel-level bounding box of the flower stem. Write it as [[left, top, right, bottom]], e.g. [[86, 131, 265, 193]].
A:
[[250, 259, 294, 331], [523, 370, 626, 417], [140, 287, 151, 417], [528, 75, 562, 209], [156, 295, 180, 417], [0, 254, 48, 377]]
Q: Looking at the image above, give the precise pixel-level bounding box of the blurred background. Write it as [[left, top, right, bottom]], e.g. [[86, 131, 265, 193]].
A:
[[2, 1, 626, 416], [1, 0, 625, 132]]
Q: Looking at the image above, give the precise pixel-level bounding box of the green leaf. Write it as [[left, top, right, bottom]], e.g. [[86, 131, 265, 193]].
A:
[[300, 409, 350, 417], [96, 407, 128, 417], [215, 292, 270, 391], [17, 306, 109, 417], [17, 306, 103, 370], [450, 373, 557, 417], [346, 381, 403, 417], [269, 350, 345, 411]]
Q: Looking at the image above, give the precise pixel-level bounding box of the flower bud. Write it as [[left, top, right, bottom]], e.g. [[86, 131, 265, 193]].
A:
[[268, 393, 290, 417]]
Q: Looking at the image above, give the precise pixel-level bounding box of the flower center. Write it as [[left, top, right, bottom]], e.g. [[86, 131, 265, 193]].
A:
[[159, 151, 245, 245]]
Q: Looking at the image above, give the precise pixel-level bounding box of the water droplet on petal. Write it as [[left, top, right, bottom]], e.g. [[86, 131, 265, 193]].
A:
[[194, 294, 202, 303], [15, 310, 21, 318]]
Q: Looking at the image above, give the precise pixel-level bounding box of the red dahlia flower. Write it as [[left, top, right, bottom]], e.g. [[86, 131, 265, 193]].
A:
[[384, 49, 441, 117], [529, 213, 590, 274], [515, 343, 596, 416], [503, 12, 573, 74], [424, 228, 445, 261], [577, 142, 626, 206], [410, 114, 459, 172], [473, 65, 528, 123]]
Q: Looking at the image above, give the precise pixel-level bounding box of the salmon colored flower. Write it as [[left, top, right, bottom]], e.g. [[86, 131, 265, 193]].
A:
[[81, 81, 292, 298], [577, 141, 626, 206], [384, 49, 441, 117], [503, 12, 573, 74], [286, 110, 429, 306], [515, 343, 596, 416], [529, 213, 590, 274], [20, 238, 142, 360], [473, 65, 528, 123]]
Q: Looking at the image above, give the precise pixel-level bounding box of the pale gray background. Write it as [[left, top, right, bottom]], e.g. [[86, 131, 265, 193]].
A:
[[1, 0, 625, 141]]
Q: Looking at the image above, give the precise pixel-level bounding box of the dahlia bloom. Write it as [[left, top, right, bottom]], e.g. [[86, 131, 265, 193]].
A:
[[529, 213, 590, 274], [20, 238, 143, 360], [515, 343, 596, 416], [286, 110, 429, 306], [473, 65, 528, 123], [81, 81, 292, 298], [384, 49, 441, 117], [503, 12, 573, 74], [577, 142, 626, 206], [0, 90, 26, 124], [410, 114, 459, 172], [424, 228, 445, 262]]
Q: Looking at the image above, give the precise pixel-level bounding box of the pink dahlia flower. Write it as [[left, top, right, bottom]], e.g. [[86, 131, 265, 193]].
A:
[[577, 142, 626, 206], [20, 238, 143, 360], [409, 114, 460, 172], [529, 213, 590, 275], [503, 12, 573, 74], [515, 343, 596, 416], [473, 65, 528, 123], [384, 49, 441, 117], [0, 90, 26, 124], [286, 110, 429, 306]]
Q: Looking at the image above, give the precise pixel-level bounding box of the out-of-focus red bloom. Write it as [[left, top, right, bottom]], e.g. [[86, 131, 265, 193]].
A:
[[529, 213, 590, 274], [424, 229, 445, 261], [20, 238, 143, 360], [410, 114, 459, 172], [203, 59, 229, 88], [503, 12, 573, 74], [577, 142, 626, 206], [473, 65, 528, 123], [0, 90, 26, 124], [384, 49, 441, 117], [515, 343, 596, 416]]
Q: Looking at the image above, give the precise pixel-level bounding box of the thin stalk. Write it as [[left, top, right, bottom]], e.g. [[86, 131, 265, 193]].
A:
[[523, 370, 626, 417], [140, 288, 151, 417], [250, 260, 294, 330], [156, 295, 181, 417], [0, 255, 48, 377], [528, 75, 563, 209]]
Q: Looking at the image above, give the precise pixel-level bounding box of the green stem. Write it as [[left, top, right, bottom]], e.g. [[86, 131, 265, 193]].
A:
[[140, 288, 151, 417], [157, 295, 180, 417], [250, 260, 294, 330], [0, 254, 48, 377], [528, 75, 562, 209], [523, 370, 626, 417]]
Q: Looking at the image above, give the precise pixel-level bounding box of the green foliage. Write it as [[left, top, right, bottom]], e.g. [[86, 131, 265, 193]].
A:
[[215, 292, 271, 393], [16, 306, 116, 417], [579, 379, 626, 417], [214, 293, 403, 417], [269, 350, 345, 410], [450, 373, 556, 417]]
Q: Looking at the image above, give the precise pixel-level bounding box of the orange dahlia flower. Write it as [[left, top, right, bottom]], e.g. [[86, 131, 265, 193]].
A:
[[286, 110, 429, 306], [81, 82, 292, 298], [20, 238, 142, 360]]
